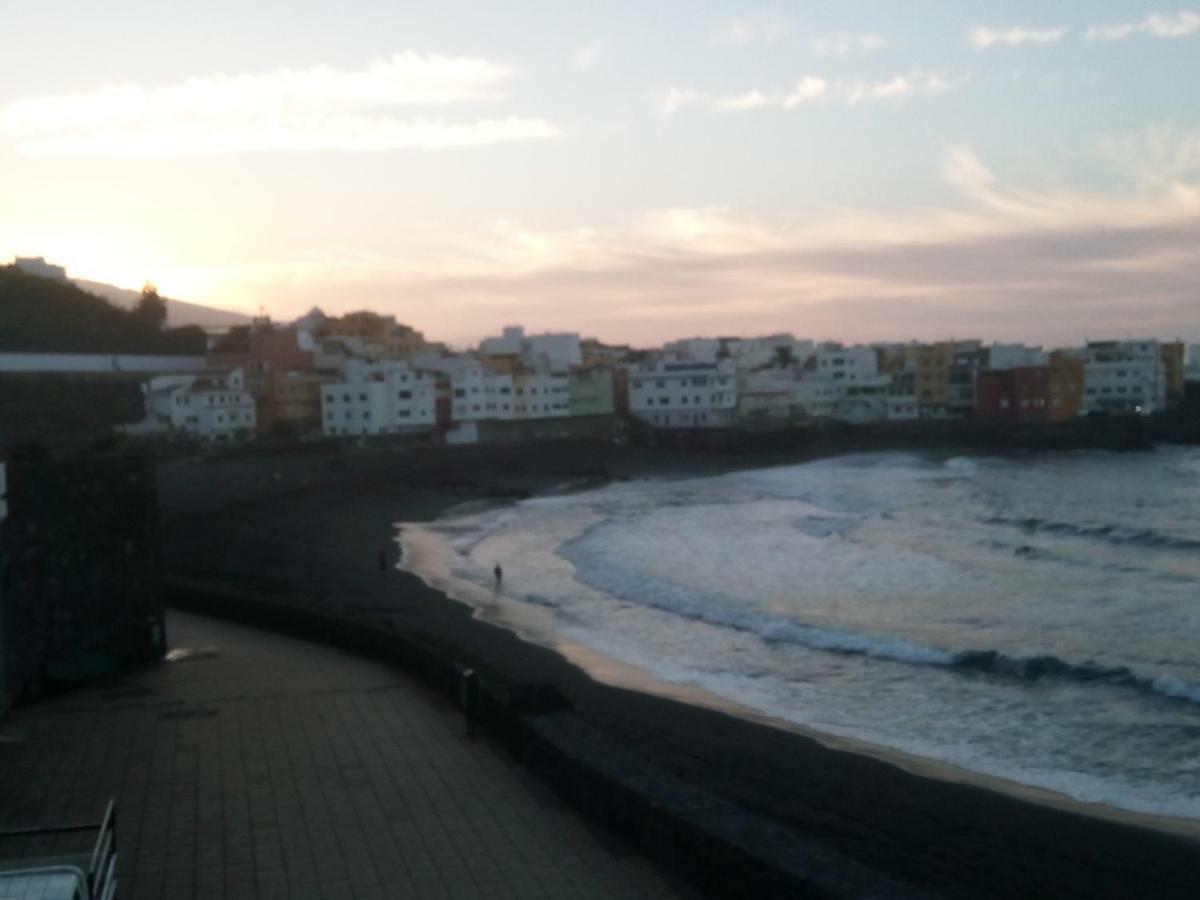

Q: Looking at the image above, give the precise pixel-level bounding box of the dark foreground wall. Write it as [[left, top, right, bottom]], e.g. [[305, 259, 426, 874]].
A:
[[0, 453, 166, 707]]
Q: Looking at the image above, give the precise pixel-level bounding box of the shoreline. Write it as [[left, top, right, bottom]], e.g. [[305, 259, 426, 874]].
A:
[[158, 440, 1200, 898], [398, 506, 1200, 842]]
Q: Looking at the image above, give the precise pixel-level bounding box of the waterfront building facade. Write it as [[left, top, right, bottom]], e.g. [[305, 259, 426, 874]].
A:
[[1077, 340, 1167, 416], [320, 360, 436, 436], [628, 359, 737, 427]]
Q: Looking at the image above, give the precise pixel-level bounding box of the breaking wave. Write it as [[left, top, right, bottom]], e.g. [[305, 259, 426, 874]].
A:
[[559, 526, 1200, 709], [984, 515, 1200, 552]]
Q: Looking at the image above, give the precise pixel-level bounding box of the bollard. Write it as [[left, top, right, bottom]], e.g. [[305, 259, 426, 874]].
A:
[[460, 668, 479, 740]]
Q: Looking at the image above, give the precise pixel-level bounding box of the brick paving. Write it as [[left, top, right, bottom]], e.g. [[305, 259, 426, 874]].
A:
[[0, 611, 698, 900]]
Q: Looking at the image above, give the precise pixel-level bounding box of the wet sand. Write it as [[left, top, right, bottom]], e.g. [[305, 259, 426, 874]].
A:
[[159, 441, 1200, 898]]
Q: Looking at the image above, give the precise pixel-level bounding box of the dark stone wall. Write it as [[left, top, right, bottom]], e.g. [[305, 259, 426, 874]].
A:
[[1, 453, 165, 705]]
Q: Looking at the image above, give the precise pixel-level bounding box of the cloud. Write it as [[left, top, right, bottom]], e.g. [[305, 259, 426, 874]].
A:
[[1096, 122, 1200, 186], [715, 18, 792, 47], [1086, 10, 1199, 42], [1, 51, 562, 159], [228, 125, 1200, 347], [810, 33, 888, 56], [572, 39, 606, 70], [661, 71, 958, 115], [968, 25, 1067, 48]]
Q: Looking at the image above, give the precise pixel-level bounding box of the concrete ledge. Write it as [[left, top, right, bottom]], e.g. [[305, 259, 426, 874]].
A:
[[164, 576, 923, 899]]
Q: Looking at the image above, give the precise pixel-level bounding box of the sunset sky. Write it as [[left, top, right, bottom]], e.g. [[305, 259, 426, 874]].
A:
[[3, 1, 1199, 347]]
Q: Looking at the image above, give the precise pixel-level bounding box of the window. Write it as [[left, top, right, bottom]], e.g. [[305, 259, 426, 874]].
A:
[[359, 393, 367, 401], [398, 390, 412, 399], [343, 394, 351, 402], [454, 389, 465, 398]]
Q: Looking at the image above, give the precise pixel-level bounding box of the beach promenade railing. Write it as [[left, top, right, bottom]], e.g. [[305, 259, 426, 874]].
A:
[[0, 798, 118, 900]]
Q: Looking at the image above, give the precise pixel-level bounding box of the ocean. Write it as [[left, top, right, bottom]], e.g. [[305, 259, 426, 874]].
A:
[[399, 447, 1200, 822]]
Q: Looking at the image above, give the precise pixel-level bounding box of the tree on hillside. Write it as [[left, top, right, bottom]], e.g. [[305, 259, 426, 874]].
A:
[[132, 283, 167, 332]]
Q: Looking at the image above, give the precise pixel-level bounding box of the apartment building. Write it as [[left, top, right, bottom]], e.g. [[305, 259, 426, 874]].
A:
[[143, 368, 257, 439], [1077, 340, 1167, 416], [320, 360, 436, 436], [628, 359, 737, 427]]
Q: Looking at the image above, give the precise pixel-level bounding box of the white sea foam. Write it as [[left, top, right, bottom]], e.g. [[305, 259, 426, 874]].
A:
[[407, 447, 1200, 821]]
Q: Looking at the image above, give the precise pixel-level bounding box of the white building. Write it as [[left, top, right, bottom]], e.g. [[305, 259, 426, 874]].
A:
[[450, 361, 569, 422], [737, 370, 794, 424], [141, 368, 257, 440], [662, 337, 722, 363], [814, 344, 878, 380], [1076, 340, 1167, 416], [729, 335, 814, 372], [792, 345, 891, 420], [320, 360, 436, 436], [480, 326, 582, 371], [628, 359, 737, 428]]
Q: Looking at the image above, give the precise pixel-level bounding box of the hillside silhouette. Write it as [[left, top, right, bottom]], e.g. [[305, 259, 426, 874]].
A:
[[0, 265, 207, 355]]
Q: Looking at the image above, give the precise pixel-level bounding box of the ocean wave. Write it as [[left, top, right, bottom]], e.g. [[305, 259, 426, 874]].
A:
[[560, 528, 1200, 708], [984, 515, 1200, 552]]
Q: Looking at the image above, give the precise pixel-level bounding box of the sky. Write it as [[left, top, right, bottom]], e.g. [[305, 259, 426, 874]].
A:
[[2, 1, 1199, 348]]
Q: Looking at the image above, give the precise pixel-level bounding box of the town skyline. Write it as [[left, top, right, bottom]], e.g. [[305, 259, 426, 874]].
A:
[[3, 2, 1199, 346]]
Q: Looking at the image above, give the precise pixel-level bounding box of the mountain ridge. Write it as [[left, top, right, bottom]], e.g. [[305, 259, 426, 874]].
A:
[[74, 278, 252, 329]]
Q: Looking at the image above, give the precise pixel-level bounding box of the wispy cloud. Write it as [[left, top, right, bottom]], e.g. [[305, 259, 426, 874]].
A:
[[661, 71, 958, 115], [363, 128, 1200, 345], [572, 39, 606, 70], [1086, 10, 1199, 42], [968, 25, 1067, 49], [198, 128, 1200, 345], [715, 17, 792, 47], [1, 51, 562, 159], [810, 33, 888, 56]]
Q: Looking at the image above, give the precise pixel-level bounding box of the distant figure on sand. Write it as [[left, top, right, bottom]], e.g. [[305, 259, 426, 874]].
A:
[[494, 564, 503, 587], [379, 549, 388, 572]]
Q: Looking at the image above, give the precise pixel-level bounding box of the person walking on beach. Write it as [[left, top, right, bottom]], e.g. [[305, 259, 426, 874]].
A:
[[494, 564, 503, 587]]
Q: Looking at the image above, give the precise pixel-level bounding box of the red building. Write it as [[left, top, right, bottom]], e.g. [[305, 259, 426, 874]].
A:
[[977, 366, 1053, 423], [978, 354, 1083, 424]]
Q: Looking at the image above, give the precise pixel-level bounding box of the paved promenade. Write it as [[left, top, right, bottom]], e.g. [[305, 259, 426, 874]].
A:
[[0, 611, 696, 900]]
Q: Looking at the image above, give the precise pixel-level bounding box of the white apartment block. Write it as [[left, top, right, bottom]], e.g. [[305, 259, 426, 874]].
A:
[[814, 344, 879, 380], [1077, 340, 1167, 416], [662, 337, 722, 363], [450, 363, 569, 422], [729, 335, 814, 372], [792, 372, 892, 421], [321, 361, 435, 436], [142, 368, 256, 440], [628, 360, 737, 428], [480, 326, 582, 371]]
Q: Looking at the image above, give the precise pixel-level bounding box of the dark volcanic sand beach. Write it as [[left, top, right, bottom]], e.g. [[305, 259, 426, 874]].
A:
[[158, 441, 1200, 899]]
